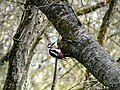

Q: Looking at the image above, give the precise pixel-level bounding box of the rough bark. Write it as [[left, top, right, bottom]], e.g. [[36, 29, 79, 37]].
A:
[[31, 0, 120, 89], [3, 1, 48, 90]]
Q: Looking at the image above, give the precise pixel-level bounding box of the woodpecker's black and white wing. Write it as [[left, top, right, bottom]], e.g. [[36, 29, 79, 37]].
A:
[[49, 49, 65, 59]]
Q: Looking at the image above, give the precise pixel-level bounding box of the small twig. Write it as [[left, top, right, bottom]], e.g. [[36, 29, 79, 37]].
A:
[[109, 38, 120, 47], [107, 32, 120, 39], [75, 1, 110, 16], [13, 38, 22, 42], [10, 1, 26, 5], [59, 62, 77, 79], [68, 81, 81, 90], [51, 58, 58, 90]]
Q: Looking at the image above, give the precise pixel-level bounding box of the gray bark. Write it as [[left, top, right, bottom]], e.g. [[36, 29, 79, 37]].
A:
[[31, 0, 120, 89], [3, 3, 48, 90]]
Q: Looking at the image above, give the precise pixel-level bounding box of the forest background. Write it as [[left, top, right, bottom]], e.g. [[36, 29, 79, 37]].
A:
[[0, 0, 120, 90]]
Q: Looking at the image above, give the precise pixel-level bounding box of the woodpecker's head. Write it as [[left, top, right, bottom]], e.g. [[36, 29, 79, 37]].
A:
[[47, 42, 65, 59]]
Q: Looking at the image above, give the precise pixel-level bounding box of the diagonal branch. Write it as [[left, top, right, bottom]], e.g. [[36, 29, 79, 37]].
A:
[[59, 62, 77, 79], [97, 0, 117, 46], [75, 1, 110, 16]]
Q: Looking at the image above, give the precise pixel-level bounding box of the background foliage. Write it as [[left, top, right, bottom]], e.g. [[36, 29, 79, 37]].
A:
[[0, 0, 120, 90]]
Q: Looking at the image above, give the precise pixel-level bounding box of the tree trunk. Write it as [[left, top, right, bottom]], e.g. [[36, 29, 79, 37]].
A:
[[3, 1, 48, 90], [31, 0, 120, 89]]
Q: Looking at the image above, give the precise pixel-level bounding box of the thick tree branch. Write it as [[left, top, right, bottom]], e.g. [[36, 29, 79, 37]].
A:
[[32, 0, 120, 89], [97, 0, 117, 46]]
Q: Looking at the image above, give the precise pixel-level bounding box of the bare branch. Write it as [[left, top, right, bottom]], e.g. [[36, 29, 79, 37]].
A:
[[97, 0, 117, 46], [75, 1, 110, 16]]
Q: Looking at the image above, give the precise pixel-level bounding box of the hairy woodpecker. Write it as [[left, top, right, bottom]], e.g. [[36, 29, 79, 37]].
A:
[[48, 42, 65, 59]]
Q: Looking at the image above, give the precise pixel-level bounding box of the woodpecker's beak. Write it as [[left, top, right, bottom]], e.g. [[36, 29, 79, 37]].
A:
[[47, 44, 52, 48], [47, 42, 58, 48]]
